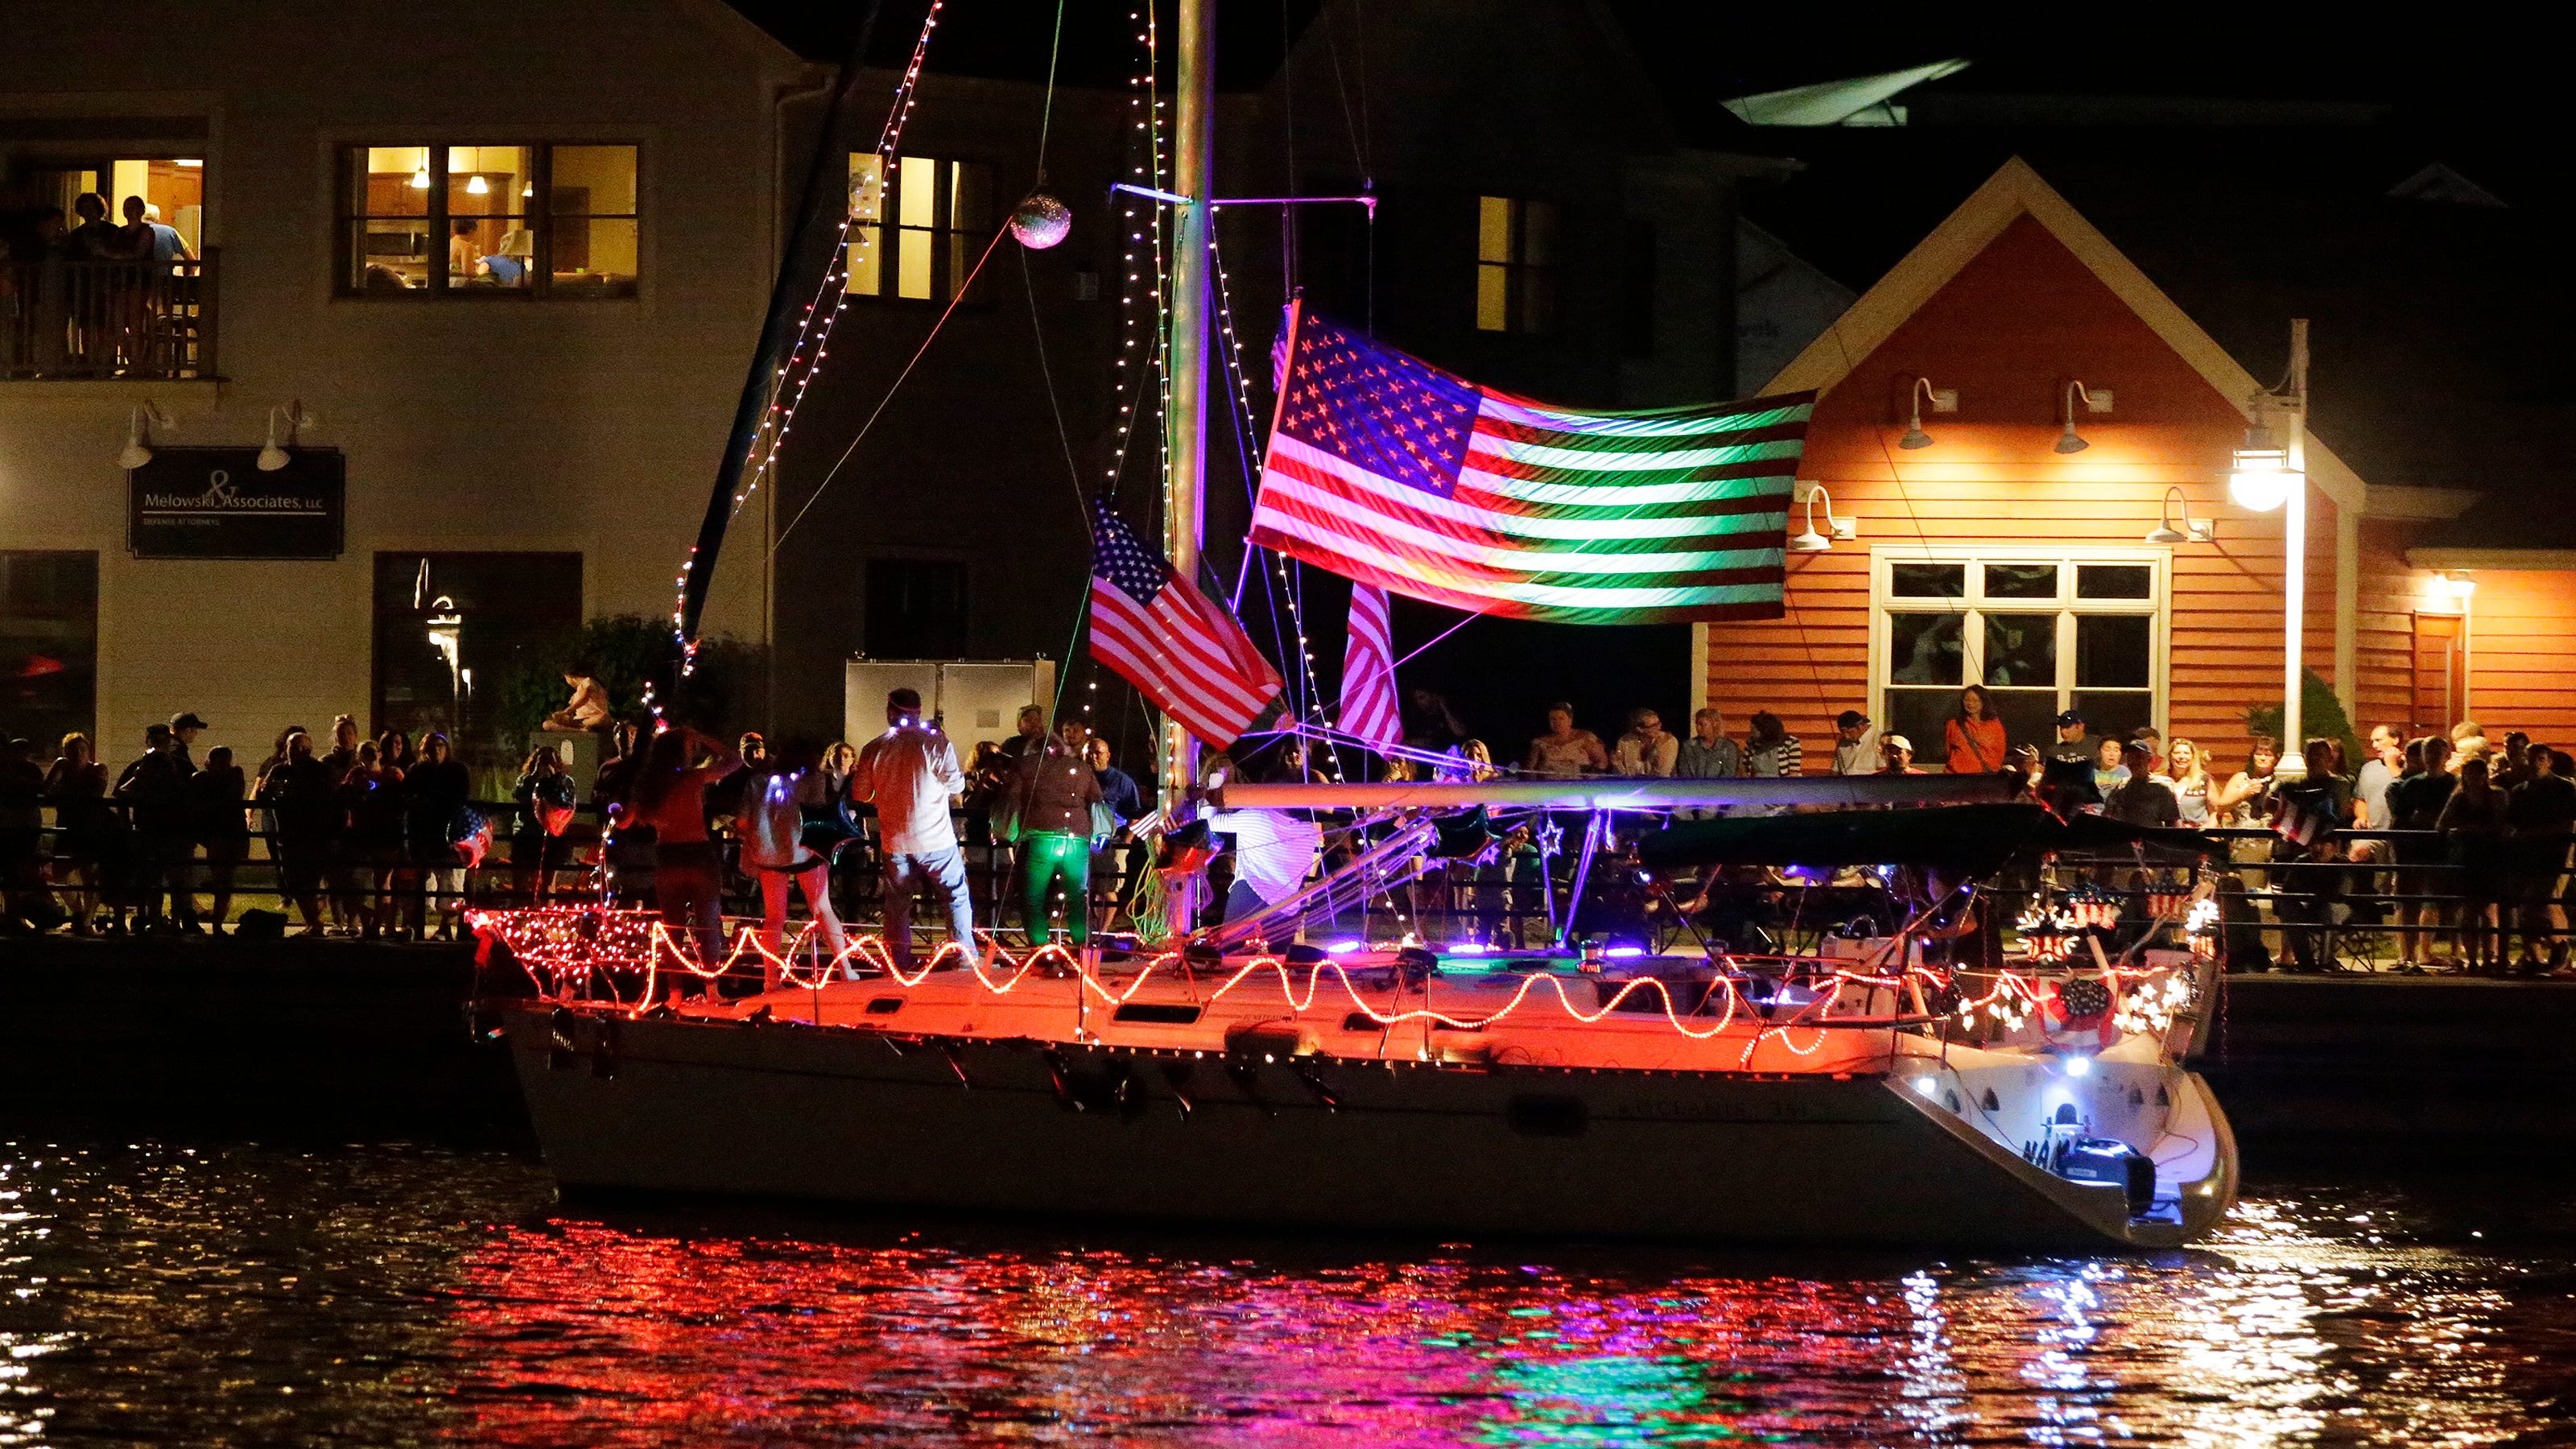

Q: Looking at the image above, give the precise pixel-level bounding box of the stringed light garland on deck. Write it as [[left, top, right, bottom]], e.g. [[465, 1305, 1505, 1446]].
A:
[[470, 906, 2198, 1062]]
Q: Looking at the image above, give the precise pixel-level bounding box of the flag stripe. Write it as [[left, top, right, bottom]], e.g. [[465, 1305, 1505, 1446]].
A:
[[1246, 525, 1792, 625], [1476, 390, 1812, 436]]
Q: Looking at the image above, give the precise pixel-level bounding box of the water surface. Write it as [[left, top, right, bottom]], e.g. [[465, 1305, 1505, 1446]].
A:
[[5, 1140, 2574, 1446]]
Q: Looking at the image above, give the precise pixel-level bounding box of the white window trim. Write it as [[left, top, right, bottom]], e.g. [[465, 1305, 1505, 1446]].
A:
[[1867, 545, 2171, 746]]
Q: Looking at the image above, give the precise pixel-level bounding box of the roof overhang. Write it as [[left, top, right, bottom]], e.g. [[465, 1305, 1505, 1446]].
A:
[[2405, 547, 2576, 572]]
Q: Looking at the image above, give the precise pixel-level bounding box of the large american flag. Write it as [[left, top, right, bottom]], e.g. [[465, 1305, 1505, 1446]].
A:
[[1338, 582, 1402, 749], [1088, 505, 1286, 747], [1250, 305, 1815, 624]]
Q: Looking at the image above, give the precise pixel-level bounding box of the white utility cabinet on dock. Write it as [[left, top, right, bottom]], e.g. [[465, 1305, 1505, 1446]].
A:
[[843, 658, 1056, 749]]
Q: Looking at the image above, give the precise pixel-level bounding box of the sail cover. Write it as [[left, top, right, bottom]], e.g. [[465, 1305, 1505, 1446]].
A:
[[1249, 303, 1814, 624]]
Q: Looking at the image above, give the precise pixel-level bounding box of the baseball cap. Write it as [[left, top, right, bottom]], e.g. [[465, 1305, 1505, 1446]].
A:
[[171, 712, 208, 731], [1836, 710, 1868, 729], [2054, 709, 2085, 728], [1884, 734, 1912, 753]]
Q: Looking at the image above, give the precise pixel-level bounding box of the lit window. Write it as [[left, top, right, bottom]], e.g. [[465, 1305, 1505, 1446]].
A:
[[340, 144, 637, 297], [848, 154, 990, 302], [1476, 195, 1557, 334], [1876, 551, 2165, 765]]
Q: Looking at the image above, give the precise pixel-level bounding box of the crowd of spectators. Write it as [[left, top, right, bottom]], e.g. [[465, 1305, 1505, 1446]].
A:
[[3, 683, 2569, 978]]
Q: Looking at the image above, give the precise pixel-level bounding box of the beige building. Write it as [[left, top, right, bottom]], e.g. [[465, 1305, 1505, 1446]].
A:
[[0, 0, 821, 770]]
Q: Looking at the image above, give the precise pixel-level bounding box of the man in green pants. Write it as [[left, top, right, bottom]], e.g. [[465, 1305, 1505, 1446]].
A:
[[1010, 719, 1104, 947]]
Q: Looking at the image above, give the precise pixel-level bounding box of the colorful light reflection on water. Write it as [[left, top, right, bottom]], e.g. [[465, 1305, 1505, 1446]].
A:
[[5, 1141, 2576, 1446]]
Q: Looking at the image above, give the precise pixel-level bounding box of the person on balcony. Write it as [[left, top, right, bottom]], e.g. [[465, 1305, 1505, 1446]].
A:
[[66, 192, 118, 257], [119, 196, 191, 264]]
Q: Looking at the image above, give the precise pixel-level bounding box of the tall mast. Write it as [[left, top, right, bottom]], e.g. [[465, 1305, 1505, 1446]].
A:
[[1161, 0, 1217, 930]]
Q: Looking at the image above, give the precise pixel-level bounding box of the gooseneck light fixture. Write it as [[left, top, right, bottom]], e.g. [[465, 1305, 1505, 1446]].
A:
[[118, 402, 173, 471], [2144, 485, 2212, 545], [257, 401, 315, 472], [2055, 380, 2095, 454], [1789, 483, 1849, 553], [1900, 377, 1942, 449]]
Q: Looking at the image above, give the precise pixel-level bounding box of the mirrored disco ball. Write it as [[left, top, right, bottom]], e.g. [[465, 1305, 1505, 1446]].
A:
[[1009, 192, 1072, 250]]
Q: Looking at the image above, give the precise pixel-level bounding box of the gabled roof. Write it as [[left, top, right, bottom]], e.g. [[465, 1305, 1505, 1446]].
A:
[[1762, 156, 2365, 510]]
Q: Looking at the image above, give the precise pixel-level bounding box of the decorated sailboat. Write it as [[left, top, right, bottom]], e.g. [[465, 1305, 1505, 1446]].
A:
[[477, 0, 2239, 1249]]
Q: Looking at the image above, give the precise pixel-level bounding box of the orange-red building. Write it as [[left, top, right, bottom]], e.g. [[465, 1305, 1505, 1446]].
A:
[[1693, 158, 2557, 773]]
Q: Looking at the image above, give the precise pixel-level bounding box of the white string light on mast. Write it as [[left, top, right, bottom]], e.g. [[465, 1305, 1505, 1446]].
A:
[[663, 0, 948, 677]]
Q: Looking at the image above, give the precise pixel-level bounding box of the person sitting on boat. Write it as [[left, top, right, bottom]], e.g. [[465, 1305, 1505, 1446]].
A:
[[1008, 718, 1104, 949], [739, 750, 851, 986], [854, 688, 976, 971]]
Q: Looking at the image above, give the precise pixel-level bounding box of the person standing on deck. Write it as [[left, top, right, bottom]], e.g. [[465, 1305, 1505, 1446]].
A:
[[1009, 719, 1104, 948], [626, 724, 739, 989], [997, 705, 1048, 765], [854, 688, 976, 971]]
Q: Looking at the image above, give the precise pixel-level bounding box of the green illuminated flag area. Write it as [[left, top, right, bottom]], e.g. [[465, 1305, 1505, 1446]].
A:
[[1249, 305, 1814, 625]]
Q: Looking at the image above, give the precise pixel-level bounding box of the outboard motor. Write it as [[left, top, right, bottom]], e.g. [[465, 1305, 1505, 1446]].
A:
[[2058, 1136, 2157, 1216]]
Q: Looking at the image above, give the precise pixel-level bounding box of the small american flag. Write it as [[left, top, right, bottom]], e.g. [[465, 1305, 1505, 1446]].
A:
[[1338, 582, 1402, 749], [1089, 505, 1286, 748], [1251, 304, 1814, 624]]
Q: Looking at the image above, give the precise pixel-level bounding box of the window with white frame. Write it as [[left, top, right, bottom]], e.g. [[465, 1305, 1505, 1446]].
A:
[[1872, 551, 2165, 767]]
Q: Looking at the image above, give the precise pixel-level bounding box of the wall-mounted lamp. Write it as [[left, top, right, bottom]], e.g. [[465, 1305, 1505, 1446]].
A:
[[1900, 378, 1953, 449], [258, 401, 316, 472], [2055, 380, 2110, 453], [1789, 482, 1854, 552], [2227, 424, 2297, 511], [118, 402, 174, 471], [2144, 485, 2212, 544], [2442, 572, 2477, 601]]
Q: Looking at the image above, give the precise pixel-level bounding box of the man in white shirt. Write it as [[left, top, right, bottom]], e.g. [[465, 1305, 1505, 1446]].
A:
[[1830, 710, 1881, 776], [853, 687, 976, 969]]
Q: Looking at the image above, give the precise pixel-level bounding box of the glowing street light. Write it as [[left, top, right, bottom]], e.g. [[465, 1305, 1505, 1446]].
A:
[[2227, 425, 2295, 511]]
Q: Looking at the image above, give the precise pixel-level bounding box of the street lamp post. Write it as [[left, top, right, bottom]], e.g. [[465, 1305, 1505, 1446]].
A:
[[2227, 319, 2311, 779]]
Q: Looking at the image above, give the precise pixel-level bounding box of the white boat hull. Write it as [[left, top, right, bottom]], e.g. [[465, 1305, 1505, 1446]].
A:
[[505, 1007, 2236, 1249]]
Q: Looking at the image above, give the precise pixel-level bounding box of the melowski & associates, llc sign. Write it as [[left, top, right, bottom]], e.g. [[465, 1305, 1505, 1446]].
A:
[[128, 447, 345, 559]]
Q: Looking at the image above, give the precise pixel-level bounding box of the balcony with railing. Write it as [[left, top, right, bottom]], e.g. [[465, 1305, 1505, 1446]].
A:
[[2, 251, 218, 380]]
